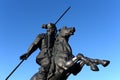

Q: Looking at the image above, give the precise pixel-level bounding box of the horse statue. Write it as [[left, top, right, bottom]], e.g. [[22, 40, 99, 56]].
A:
[[31, 26, 110, 80]]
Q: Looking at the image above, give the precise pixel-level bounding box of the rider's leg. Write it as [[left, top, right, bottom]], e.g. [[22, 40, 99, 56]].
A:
[[36, 57, 50, 80]]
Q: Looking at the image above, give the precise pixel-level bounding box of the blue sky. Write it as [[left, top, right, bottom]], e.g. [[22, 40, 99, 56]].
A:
[[0, 0, 120, 80]]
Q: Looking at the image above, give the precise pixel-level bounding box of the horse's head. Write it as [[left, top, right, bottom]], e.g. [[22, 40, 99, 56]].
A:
[[59, 26, 75, 39]]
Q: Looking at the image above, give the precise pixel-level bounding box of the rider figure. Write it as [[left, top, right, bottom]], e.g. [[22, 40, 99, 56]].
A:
[[20, 23, 57, 80]]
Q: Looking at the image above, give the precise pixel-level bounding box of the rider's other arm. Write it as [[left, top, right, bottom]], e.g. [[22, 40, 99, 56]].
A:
[[20, 34, 44, 60]]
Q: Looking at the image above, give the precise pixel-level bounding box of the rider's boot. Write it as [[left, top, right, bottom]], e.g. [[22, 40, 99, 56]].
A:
[[77, 53, 99, 71]]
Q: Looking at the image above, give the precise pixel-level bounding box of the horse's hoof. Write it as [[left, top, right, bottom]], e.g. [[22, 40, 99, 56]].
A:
[[101, 60, 110, 67], [91, 65, 99, 71]]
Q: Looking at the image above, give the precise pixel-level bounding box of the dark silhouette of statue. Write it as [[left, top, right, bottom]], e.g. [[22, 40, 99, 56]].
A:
[[20, 23, 57, 80], [20, 26, 110, 80]]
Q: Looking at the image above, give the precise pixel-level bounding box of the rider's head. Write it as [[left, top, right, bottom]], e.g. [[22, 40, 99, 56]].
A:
[[42, 23, 57, 34]]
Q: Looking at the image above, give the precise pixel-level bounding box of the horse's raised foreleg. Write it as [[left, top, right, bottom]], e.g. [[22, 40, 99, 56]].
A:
[[76, 53, 99, 71], [86, 57, 110, 67], [71, 60, 85, 75]]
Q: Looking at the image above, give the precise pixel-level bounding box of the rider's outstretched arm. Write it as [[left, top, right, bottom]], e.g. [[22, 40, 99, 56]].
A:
[[20, 34, 44, 60]]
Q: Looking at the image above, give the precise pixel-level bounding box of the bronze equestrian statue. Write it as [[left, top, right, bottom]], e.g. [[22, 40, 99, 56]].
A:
[[5, 6, 110, 80], [20, 26, 110, 80], [45, 26, 110, 80]]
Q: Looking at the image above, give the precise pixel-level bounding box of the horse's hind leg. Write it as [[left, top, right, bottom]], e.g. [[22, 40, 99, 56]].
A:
[[86, 58, 110, 67]]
